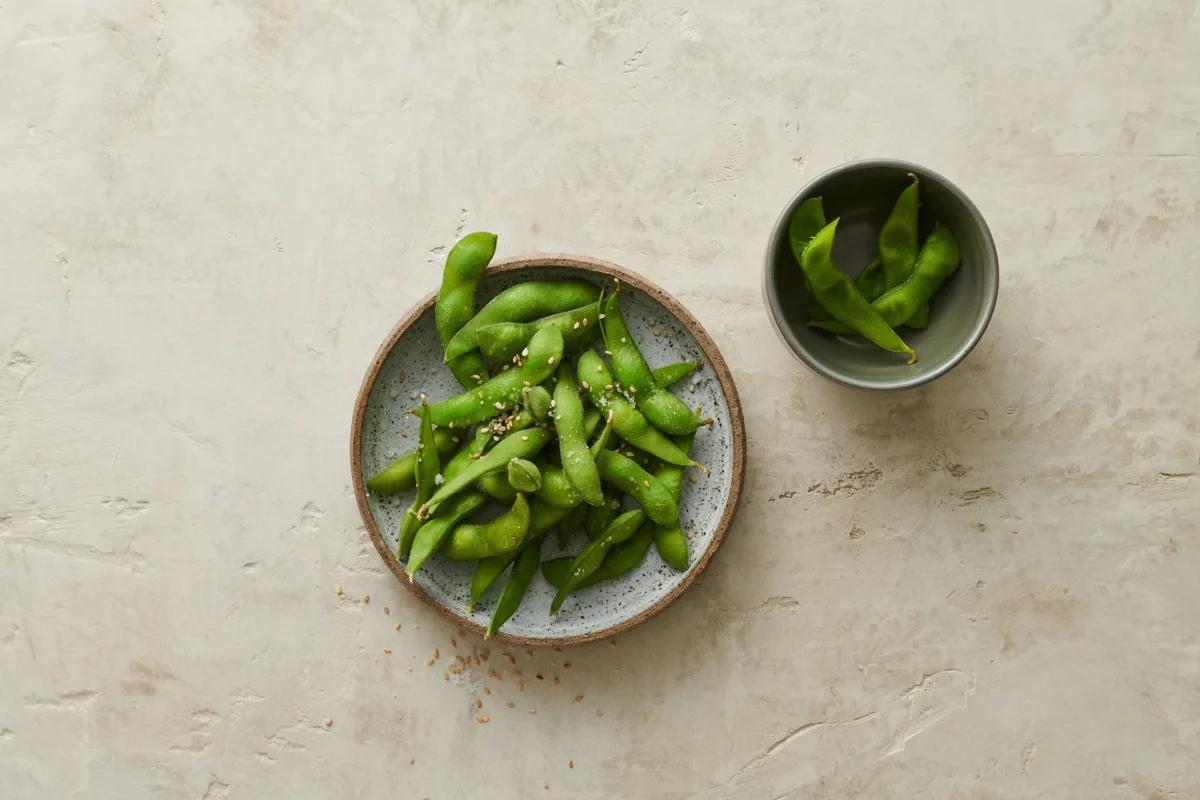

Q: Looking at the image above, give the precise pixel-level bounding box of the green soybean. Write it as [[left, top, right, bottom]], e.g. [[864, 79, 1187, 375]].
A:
[[522, 385, 552, 422], [406, 490, 488, 575], [595, 449, 677, 526], [398, 404, 440, 558], [475, 298, 602, 364], [420, 426, 552, 519], [435, 232, 496, 388], [602, 292, 703, 435], [553, 362, 603, 507], [650, 358, 702, 389], [550, 509, 646, 614], [470, 498, 571, 608], [365, 428, 461, 495], [506, 458, 542, 492], [444, 280, 601, 362], [428, 327, 564, 427], [879, 174, 921, 289], [444, 493, 532, 560], [486, 540, 540, 638], [652, 429, 697, 571]]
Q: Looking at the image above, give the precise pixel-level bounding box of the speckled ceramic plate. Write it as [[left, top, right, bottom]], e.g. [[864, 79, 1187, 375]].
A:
[[351, 255, 745, 646]]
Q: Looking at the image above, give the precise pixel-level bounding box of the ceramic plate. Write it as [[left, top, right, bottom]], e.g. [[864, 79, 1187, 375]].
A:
[[351, 254, 745, 646]]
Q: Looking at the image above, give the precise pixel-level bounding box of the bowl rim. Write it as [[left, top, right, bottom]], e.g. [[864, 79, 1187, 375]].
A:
[[762, 158, 999, 391], [350, 254, 747, 647]]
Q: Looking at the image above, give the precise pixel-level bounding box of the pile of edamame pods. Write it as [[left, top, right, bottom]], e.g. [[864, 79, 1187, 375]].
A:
[[366, 232, 709, 637], [791, 174, 961, 363]]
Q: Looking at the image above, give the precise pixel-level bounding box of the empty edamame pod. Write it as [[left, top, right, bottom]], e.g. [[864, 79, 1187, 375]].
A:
[[475, 298, 602, 363], [365, 427, 461, 495], [798, 218, 915, 363], [879, 174, 920, 289], [435, 232, 496, 388], [602, 291, 704, 435], [398, 403, 440, 558], [577, 351, 699, 468], [444, 280, 600, 361], [428, 327, 564, 427], [444, 493, 532, 560]]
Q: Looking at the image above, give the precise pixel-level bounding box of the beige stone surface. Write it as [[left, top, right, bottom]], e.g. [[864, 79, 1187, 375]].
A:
[[3, 1, 1199, 798]]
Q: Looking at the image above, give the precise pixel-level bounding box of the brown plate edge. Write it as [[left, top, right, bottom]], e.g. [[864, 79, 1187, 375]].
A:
[[350, 253, 747, 647]]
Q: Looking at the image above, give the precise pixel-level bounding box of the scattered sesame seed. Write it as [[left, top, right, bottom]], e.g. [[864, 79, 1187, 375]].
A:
[[521, 435, 529, 441], [628, 385, 636, 393], [521, 347, 529, 357], [434, 473, 444, 485], [548, 356, 556, 365], [384, 606, 390, 615], [325, 718, 333, 728], [474, 698, 483, 709], [483, 687, 491, 695], [563, 661, 572, 669], [553, 677, 560, 686], [362, 594, 370, 604], [506, 700, 515, 708], [471, 374, 481, 381], [434, 648, 440, 659], [527, 708, 536, 715], [568, 760, 574, 769], [443, 672, 449, 681], [427, 658, 435, 666], [582, 318, 589, 326], [573, 694, 583, 702], [395, 623, 402, 631], [518, 681, 525, 691], [476, 715, 490, 723], [596, 365, 603, 372], [572, 322, 580, 330], [599, 313, 606, 319], [595, 709, 604, 717], [410, 757, 416, 765], [384, 647, 392, 654], [581, 381, 589, 389], [335, 585, 343, 595], [643, 479, 651, 487], [450, 637, 457, 648], [494, 401, 504, 409]]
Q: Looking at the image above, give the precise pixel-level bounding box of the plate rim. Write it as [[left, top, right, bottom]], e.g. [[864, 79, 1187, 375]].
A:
[[350, 253, 746, 646]]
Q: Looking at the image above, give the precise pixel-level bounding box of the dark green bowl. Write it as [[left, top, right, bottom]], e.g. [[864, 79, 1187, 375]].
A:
[[763, 159, 998, 390]]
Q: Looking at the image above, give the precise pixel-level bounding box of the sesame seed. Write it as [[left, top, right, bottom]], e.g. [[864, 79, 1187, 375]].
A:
[[643, 479, 651, 487], [362, 594, 370, 604], [572, 322, 580, 330], [395, 623, 402, 631], [427, 658, 435, 666], [548, 356, 556, 365], [595, 709, 604, 717], [451, 638, 457, 648], [599, 313, 606, 319], [553, 676, 560, 686], [582, 318, 589, 326], [573, 694, 583, 702], [527, 708, 536, 714], [521, 347, 529, 357], [434, 648, 440, 659], [568, 760, 574, 769], [335, 585, 343, 595], [471, 374, 481, 381], [384, 606, 390, 615], [409, 757, 416, 765], [494, 402, 504, 409], [434, 473, 444, 485], [325, 718, 333, 728], [596, 365, 602, 372], [521, 435, 529, 441], [581, 381, 589, 390], [483, 687, 491, 695], [518, 681, 525, 691], [474, 698, 482, 709], [443, 672, 449, 681], [383, 647, 392, 654], [476, 715, 490, 724], [506, 700, 515, 708]]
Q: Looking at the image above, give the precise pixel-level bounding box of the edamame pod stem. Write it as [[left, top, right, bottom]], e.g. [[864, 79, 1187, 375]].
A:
[[444, 493, 531, 560], [595, 449, 678, 525], [879, 174, 920, 289], [406, 490, 488, 574], [653, 428, 697, 570], [576, 351, 698, 468], [550, 509, 646, 614], [553, 362, 604, 506], [650, 358, 702, 389], [398, 404, 440, 558], [602, 292, 703, 435], [470, 498, 571, 608], [436, 232, 496, 388], [799, 219, 915, 363], [476, 298, 602, 364], [811, 224, 959, 334], [444, 280, 601, 362], [365, 427, 461, 495], [486, 540, 540, 638], [420, 427, 552, 519], [428, 327, 565, 427]]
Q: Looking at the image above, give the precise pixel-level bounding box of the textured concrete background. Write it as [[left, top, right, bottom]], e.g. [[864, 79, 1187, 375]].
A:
[[3, 1, 1198, 798]]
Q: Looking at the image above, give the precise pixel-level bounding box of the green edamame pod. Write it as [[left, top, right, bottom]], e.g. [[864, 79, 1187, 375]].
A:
[[486, 540, 540, 638], [653, 429, 697, 570], [904, 304, 930, 329], [811, 224, 959, 334], [553, 362, 604, 506], [435, 232, 496, 388], [506, 458, 542, 492], [521, 385, 552, 422], [879, 174, 920, 289], [470, 498, 571, 608], [799, 219, 915, 363], [406, 490, 488, 574], [444, 493, 531, 560], [420, 427, 552, 519], [429, 327, 565, 427], [534, 466, 583, 508], [556, 503, 587, 549], [855, 257, 887, 301], [585, 494, 620, 541], [576, 351, 698, 468], [602, 292, 704, 435], [365, 427, 461, 495], [550, 509, 646, 614], [542, 517, 658, 590], [650, 358, 702, 389], [398, 404, 440, 558], [477, 471, 518, 502], [476, 298, 602, 364], [595, 449, 677, 526], [444, 280, 601, 361]]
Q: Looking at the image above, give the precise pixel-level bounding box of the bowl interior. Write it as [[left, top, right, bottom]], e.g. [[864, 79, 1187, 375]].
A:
[[765, 162, 997, 389], [356, 262, 740, 644]]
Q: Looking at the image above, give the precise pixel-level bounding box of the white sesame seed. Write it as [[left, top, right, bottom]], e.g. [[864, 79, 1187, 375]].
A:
[[521, 347, 529, 357]]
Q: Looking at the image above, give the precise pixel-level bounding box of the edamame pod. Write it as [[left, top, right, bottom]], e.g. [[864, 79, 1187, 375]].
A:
[[406, 490, 488, 574], [879, 174, 920, 289], [602, 292, 704, 435], [652, 428, 697, 571], [435, 232, 496, 388], [550, 509, 646, 614], [650, 358, 702, 389], [420, 426, 552, 519], [475, 298, 602, 364], [576, 351, 697, 468], [799, 219, 915, 363], [486, 541, 540, 638], [553, 362, 603, 506], [595, 449, 677, 526], [444, 493, 531, 560], [428, 327, 564, 427], [398, 404, 440, 558], [444, 280, 601, 361], [470, 498, 571, 608], [365, 427, 461, 495]]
